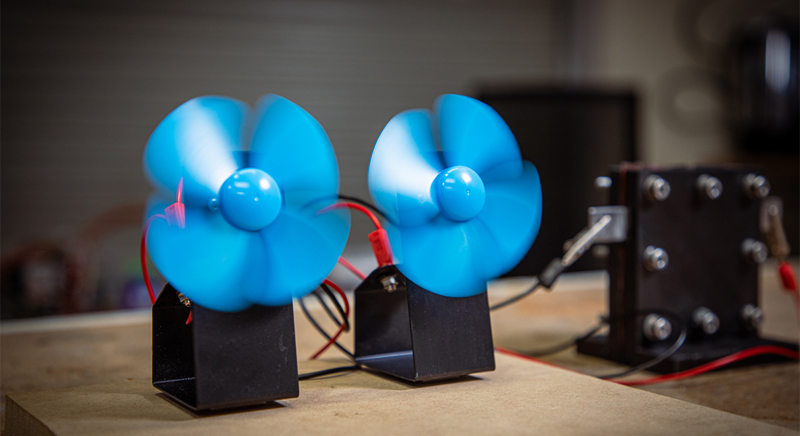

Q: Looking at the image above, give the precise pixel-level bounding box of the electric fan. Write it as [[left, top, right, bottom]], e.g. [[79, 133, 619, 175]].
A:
[[142, 94, 350, 411], [354, 94, 542, 382]]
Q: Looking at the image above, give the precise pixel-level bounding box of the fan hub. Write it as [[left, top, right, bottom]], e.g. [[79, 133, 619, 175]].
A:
[[219, 168, 282, 231], [433, 166, 486, 222]]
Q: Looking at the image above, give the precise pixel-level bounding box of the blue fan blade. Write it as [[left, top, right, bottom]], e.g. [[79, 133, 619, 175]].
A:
[[435, 94, 523, 181], [144, 97, 248, 207], [145, 195, 253, 312], [248, 95, 339, 207], [474, 161, 543, 278], [239, 200, 351, 306], [388, 216, 493, 298], [368, 110, 443, 226]]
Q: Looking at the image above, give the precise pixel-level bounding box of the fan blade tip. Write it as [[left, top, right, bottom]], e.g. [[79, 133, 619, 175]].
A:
[[435, 94, 490, 111], [144, 94, 249, 204], [255, 94, 293, 112]]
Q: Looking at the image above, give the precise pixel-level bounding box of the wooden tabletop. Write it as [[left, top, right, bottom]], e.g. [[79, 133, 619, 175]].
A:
[[1, 264, 798, 434], [487, 270, 800, 430]]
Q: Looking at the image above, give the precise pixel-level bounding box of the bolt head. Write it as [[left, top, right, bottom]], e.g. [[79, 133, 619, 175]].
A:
[[693, 307, 720, 335], [380, 275, 398, 293], [643, 314, 672, 341], [595, 176, 612, 189], [698, 174, 723, 200], [741, 304, 764, 330], [743, 173, 771, 199], [643, 246, 669, 271], [742, 238, 768, 264], [644, 175, 671, 202]]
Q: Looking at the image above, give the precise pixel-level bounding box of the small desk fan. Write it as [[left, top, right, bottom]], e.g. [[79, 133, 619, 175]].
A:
[[355, 94, 542, 381], [142, 95, 350, 411]]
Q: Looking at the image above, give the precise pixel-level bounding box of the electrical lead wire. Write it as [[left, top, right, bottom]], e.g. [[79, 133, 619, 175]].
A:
[[299, 294, 354, 359]]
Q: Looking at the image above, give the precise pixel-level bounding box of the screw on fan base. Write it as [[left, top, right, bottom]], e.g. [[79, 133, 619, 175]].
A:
[[432, 166, 486, 222], [218, 168, 282, 231]]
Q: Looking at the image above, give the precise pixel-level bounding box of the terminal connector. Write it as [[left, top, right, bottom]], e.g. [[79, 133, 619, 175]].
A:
[[540, 205, 628, 289]]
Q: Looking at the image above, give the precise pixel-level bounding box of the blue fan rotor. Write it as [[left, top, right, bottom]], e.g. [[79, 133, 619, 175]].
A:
[[219, 168, 282, 231], [143, 95, 349, 311], [432, 166, 486, 222], [368, 95, 542, 298]]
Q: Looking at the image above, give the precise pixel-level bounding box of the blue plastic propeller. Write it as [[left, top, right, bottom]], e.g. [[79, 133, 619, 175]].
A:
[[143, 95, 350, 311], [368, 94, 542, 298]]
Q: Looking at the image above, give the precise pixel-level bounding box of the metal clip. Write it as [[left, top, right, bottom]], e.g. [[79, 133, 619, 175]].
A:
[[562, 206, 628, 267], [588, 206, 628, 244], [761, 197, 791, 260]]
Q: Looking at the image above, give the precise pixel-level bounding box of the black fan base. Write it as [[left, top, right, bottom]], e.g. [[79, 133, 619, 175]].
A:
[[354, 265, 495, 382], [152, 284, 299, 412]]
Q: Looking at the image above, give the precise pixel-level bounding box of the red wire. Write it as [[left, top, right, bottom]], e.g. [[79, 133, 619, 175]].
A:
[[338, 257, 367, 280], [320, 202, 382, 230], [140, 214, 167, 305], [494, 346, 578, 372], [324, 279, 349, 315], [778, 262, 800, 323], [176, 178, 183, 204], [494, 345, 799, 386], [615, 346, 800, 386], [310, 279, 350, 360]]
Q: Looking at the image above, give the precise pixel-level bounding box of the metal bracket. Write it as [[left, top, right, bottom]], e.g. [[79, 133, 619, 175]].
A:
[[588, 206, 628, 244], [562, 206, 629, 267]]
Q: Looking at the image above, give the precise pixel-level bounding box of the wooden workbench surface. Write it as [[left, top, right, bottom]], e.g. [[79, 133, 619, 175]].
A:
[[2, 267, 798, 434]]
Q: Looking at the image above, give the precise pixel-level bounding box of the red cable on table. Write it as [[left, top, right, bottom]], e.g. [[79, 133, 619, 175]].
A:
[[496, 345, 799, 386], [615, 345, 800, 386]]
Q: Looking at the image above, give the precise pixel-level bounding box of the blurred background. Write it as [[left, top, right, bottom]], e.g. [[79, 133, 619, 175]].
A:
[[2, 0, 798, 319]]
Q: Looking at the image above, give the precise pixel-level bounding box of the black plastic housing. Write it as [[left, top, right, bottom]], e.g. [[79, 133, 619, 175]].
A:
[[152, 284, 299, 411], [354, 265, 495, 382]]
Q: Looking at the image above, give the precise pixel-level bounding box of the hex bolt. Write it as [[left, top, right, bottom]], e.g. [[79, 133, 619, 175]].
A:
[[692, 307, 720, 335], [697, 174, 723, 200], [741, 238, 768, 264], [643, 314, 672, 342], [741, 304, 764, 330], [742, 173, 770, 199], [595, 176, 612, 189], [644, 175, 671, 202], [643, 246, 669, 271], [380, 275, 398, 293]]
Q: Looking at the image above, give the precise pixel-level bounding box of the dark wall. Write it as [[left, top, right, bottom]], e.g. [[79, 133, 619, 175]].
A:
[[1, 0, 565, 253]]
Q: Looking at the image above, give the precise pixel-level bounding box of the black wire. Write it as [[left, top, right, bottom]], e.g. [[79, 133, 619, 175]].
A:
[[318, 283, 350, 332], [526, 321, 608, 357], [298, 295, 355, 359], [337, 194, 388, 220], [298, 365, 361, 381], [490, 277, 542, 311], [512, 309, 688, 380], [597, 317, 688, 379], [312, 289, 342, 329]]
